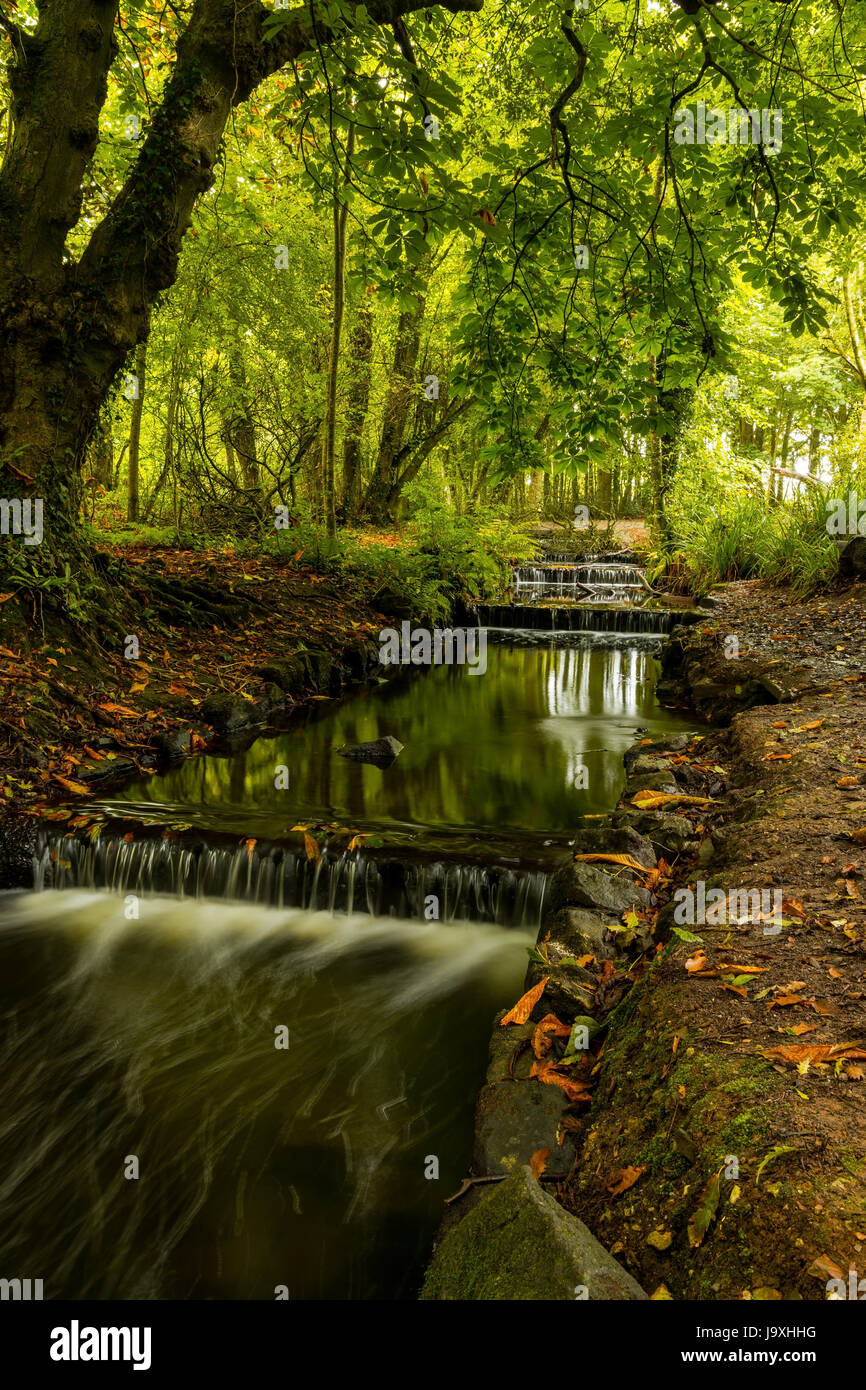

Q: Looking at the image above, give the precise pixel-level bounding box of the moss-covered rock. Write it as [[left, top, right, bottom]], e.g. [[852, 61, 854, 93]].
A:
[[420, 1165, 648, 1301]]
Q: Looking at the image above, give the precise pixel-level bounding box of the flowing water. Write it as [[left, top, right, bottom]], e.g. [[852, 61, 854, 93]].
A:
[[1, 603, 694, 1299]]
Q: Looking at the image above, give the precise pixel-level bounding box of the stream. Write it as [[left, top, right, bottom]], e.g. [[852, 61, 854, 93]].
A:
[[0, 558, 694, 1299]]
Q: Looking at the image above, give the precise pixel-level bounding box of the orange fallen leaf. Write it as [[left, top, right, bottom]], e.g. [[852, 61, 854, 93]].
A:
[[607, 1165, 646, 1197], [530, 1148, 550, 1179], [790, 1022, 817, 1036], [303, 832, 320, 864], [50, 774, 91, 796], [529, 1058, 593, 1102], [763, 1043, 866, 1065], [531, 1013, 571, 1060], [631, 791, 716, 810], [501, 977, 548, 1026], [685, 951, 708, 973], [245, 838, 257, 861], [573, 852, 649, 875]]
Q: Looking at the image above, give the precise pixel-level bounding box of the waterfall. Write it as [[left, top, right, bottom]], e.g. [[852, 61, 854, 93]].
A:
[[34, 829, 550, 931]]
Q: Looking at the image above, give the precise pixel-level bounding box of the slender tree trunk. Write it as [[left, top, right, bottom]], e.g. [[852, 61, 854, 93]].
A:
[[142, 349, 182, 524], [342, 293, 373, 521], [322, 123, 355, 537], [126, 343, 147, 523]]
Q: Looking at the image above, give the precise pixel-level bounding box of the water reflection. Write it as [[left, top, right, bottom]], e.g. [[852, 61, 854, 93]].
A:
[[110, 641, 690, 846]]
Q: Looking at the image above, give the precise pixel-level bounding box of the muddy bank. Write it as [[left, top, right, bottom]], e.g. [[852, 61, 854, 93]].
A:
[[423, 579, 866, 1301]]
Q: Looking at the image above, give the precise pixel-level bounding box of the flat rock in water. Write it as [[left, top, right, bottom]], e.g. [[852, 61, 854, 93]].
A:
[[420, 1165, 648, 1301], [337, 736, 404, 764]]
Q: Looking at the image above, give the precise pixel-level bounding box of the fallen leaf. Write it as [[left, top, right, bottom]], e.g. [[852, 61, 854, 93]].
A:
[[531, 1012, 571, 1060], [809, 1253, 844, 1282], [50, 774, 91, 796], [631, 791, 717, 810], [688, 1172, 722, 1248], [573, 852, 649, 874], [763, 1043, 866, 1065], [607, 1165, 645, 1197], [530, 1148, 550, 1179], [501, 977, 548, 1026], [303, 832, 320, 864]]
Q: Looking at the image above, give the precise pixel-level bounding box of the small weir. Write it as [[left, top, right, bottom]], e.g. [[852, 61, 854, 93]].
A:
[[35, 829, 550, 929]]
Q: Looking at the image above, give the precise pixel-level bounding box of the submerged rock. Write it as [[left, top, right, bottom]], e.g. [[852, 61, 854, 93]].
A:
[[420, 1165, 648, 1301], [337, 735, 404, 764]]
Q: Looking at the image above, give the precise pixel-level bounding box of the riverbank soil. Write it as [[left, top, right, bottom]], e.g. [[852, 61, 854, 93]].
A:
[[561, 577, 866, 1300], [0, 543, 394, 840], [0, 525, 642, 850]]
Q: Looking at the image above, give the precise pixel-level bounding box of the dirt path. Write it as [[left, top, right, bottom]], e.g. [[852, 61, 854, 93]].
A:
[[560, 577, 866, 1300]]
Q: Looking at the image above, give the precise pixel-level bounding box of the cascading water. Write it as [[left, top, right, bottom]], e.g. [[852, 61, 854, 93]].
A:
[[34, 830, 550, 929], [472, 549, 701, 635]]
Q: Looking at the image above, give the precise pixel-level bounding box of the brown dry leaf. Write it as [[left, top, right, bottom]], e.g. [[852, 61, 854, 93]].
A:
[[764, 1043, 866, 1065], [303, 832, 320, 864], [168, 681, 190, 696], [529, 1058, 593, 1102], [97, 702, 140, 719], [790, 1022, 817, 1036], [50, 774, 91, 796], [809, 1254, 844, 1282], [245, 838, 257, 861], [782, 898, 806, 916], [530, 1148, 550, 1179], [771, 721, 789, 729], [829, 967, 844, 979], [573, 852, 649, 874], [721, 984, 748, 998], [500, 977, 548, 1026], [631, 790, 716, 810], [852, 828, 866, 845], [846, 1065, 865, 1080], [763, 753, 792, 762], [607, 1165, 646, 1197], [531, 1013, 571, 1060], [767, 993, 809, 1009], [838, 776, 860, 788], [798, 720, 825, 731], [685, 950, 708, 974], [576, 953, 595, 968]]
